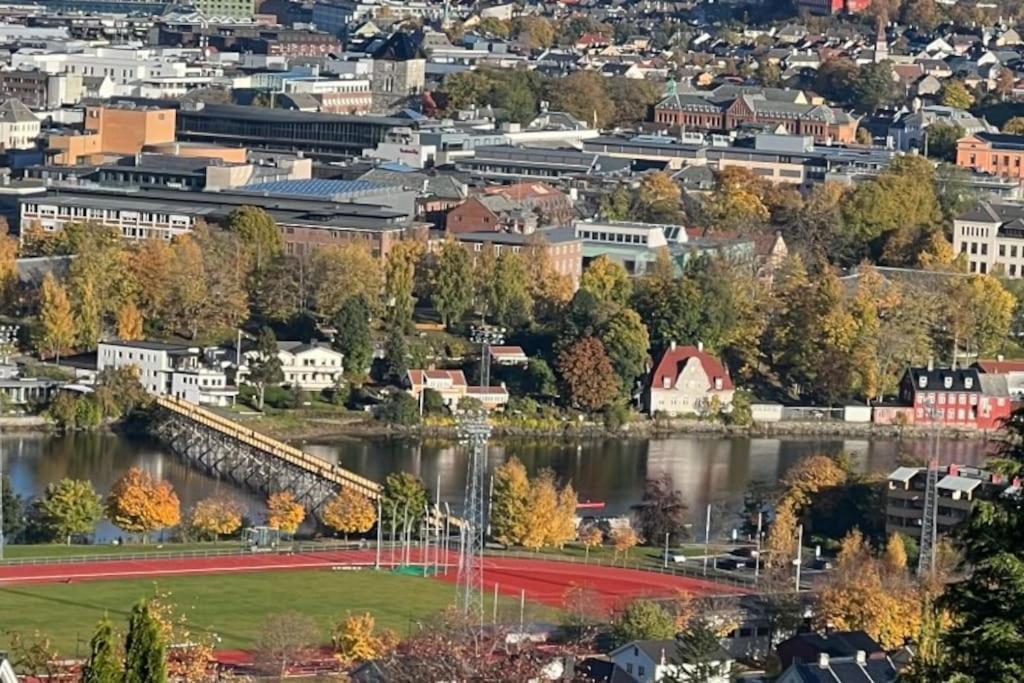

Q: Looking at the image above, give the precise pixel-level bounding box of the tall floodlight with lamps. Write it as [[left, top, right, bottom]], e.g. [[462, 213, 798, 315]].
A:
[[456, 410, 492, 623]]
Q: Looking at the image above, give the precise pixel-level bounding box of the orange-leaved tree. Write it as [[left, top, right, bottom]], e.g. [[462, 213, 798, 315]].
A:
[[267, 492, 305, 534], [322, 488, 377, 539], [190, 495, 244, 540], [106, 467, 181, 541], [611, 526, 640, 563]]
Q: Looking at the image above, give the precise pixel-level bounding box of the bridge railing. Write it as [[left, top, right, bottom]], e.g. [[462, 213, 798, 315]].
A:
[[155, 396, 382, 498]]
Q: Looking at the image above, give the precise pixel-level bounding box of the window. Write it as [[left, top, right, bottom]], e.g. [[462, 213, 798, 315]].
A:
[[638, 666, 645, 677]]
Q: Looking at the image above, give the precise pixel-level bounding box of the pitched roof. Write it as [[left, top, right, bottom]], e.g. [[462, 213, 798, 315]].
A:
[[0, 98, 35, 123], [975, 358, 1024, 373], [650, 345, 733, 392], [905, 367, 983, 392]]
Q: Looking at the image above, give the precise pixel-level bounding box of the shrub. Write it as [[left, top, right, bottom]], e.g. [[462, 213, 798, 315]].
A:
[[378, 392, 419, 426]]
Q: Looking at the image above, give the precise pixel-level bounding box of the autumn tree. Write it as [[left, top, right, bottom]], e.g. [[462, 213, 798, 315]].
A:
[[580, 525, 604, 560], [332, 612, 397, 665], [190, 496, 244, 540], [254, 611, 320, 677], [0, 234, 17, 311], [116, 300, 144, 340], [81, 617, 122, 683], [227, 206, 282, 269], [611, 526, 640, 562], [312, 243, 382, 319], [634, 472, 688, 546], [521, 469, 577, 550], [1003, 116, 1024, 134], [943, 274, 1015, 362], [580, 255, 632, 307], [547, 70, 613, 127], [634, 172, 683, 223], [706, 167, 770, 233], [322, 488, 377, 539], [490, 456, 531, 546], [266, 491, 306, 534], [106, 467, 181, 541], [814, 530, 922, 650], [483, 251, 533, 328], [557, 336, 620, 411], [37, 272, 76, 363], [35, 478, 103, 544], [514, 15, 555, 50], [430, 239, 474, 327], [123, 600, 168, 683], [940, 80, 975, 110], [385, 241, 422, 331]]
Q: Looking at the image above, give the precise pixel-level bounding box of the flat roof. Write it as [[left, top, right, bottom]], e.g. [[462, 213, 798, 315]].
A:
[[938, 475, 983, 493]]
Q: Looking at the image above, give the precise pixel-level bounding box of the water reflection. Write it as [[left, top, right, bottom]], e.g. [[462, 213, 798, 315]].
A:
[[3, 432, 996, 541]]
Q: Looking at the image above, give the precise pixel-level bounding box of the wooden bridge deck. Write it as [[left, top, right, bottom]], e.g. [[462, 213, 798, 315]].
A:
[[154, 396, 382, 500]]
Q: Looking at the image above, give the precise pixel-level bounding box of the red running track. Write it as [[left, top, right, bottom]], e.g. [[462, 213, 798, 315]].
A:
[[0, 550, 745, 607]]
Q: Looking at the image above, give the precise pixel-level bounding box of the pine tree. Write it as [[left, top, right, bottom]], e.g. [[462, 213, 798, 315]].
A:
[[248, 326, 284, 410], [81, 617, 122, 683], [123, 600, 167, 683], [332, 296, 373, 377]]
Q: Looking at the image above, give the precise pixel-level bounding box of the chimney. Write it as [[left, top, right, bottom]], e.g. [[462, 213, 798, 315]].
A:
[[998, 354, 1005, 362], [949, 463, 959, 477], [697, 341, 704, 352], [856, 650, 866, 666], [927, 357, 934, 372], [818, 653, 830, 669], [670, 340, 677, 351]]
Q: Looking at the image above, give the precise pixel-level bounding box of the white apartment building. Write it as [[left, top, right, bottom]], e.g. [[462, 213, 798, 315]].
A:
[[0, 99, 40, 150], [13, 46, 215, 87], [21, 195, 196, 242], [954, 201, 1024, 276], [97, 340, 237, 407]]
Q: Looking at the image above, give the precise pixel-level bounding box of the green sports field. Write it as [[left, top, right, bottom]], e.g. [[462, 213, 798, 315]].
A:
[[0, 569, 479, 655]]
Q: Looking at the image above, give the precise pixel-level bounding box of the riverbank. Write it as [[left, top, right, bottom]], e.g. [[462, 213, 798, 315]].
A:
[[237, 411, 999, 444]]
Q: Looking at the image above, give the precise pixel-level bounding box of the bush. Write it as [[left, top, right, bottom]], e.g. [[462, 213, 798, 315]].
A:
[[378, 392, 419, 426], [323, 382, 351, 407], [457, 396, 483, 412], [74, 396, 103, 428], [422, 388, 446, 415], [603, 403, 631, 431], [263, 386, 295, 410], [507, 396, 539, 416]]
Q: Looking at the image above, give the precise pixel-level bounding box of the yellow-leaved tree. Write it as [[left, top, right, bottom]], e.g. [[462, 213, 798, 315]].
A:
[[322, 488, 377, 539], [38, 272, 76, 363], [579, 525, 604, 561], [331, 612, 397, 665], [266, 492, 305, 534], [190, 495, 244, 540], [490, 457, 531, 547], [116, 300, 144, 341], [106, 467, 181, 541], [611, 526, 639, 562], [521, 470, 560, 551], [814, 530, 922, 649]]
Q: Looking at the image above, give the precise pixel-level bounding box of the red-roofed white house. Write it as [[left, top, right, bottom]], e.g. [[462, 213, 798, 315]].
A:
[[488, 345, 528, 366], [646, 342, 734, 416], [406, 369, 509, 410]]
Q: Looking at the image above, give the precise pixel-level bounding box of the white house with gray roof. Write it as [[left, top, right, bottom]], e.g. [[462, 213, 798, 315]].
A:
[[608, 639, 733, 683], [954, 201, 1024, 276]]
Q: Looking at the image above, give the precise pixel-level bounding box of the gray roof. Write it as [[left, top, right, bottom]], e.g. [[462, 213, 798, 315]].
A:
[[0, 98, 35, 123]]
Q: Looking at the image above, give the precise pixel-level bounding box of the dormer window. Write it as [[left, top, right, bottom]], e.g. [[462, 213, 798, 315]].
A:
[[964, 377, 974, 389], [919, 375, 928, 389], [944, 376, 953, 389], [663, 376, 671, 389]]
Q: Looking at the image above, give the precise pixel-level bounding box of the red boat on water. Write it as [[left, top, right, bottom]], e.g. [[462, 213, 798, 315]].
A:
[[576, 501, 606, 511]]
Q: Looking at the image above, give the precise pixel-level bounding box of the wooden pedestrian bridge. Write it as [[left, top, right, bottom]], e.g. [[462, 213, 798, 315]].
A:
[[153, 396, 385, 515]]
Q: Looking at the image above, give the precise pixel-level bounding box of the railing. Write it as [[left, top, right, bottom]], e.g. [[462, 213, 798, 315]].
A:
[[0, 541, 366, 567], [155, 396, 382, 498]]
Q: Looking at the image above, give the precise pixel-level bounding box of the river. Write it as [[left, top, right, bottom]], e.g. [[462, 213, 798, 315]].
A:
[[0, 431, 996, 541]]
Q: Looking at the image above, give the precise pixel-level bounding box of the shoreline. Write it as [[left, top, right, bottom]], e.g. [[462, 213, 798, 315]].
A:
[[247, 414, 1000, 444]]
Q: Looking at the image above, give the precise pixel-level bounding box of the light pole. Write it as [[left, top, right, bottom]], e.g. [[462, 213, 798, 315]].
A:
[[469, 325, 506, 392], [456, 409, 492, 625]]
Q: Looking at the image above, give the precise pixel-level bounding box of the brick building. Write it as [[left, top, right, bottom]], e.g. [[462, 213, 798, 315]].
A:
[[481, 182, 574, 226], [47, 103, 175, 165], [447, 227, 583, 288], [654, 92, 858, 144]]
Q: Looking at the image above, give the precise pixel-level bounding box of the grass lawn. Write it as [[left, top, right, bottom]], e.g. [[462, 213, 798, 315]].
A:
[[1, 542, 242, 561], [0, 569, 471, 655]]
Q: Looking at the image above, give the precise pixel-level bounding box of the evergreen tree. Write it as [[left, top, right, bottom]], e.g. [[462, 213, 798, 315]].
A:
[[941, 408, 1024, 680], [430, 240, 474, 328], [248, 326, 284, 409], [332, 296, 373, 377], [1, 473, 22, 543], [383, 325, 408, 384], [123, 600, 167, 683], [668, 618, 728, 682], [81, 617, 122, 683]]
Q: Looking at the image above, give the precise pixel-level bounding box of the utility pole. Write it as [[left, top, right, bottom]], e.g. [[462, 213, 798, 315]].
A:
[[702, 504, 711, 576], [754, 511, 762, 582], [795, 524, 804, 592]]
